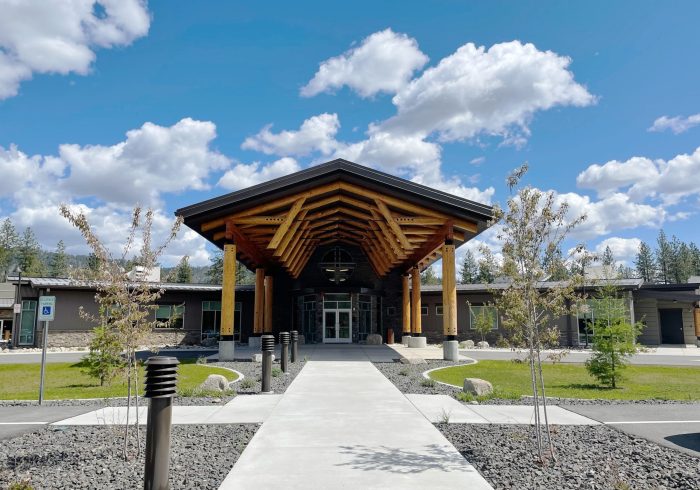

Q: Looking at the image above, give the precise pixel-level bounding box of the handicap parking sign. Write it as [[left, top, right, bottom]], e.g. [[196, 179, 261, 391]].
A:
[[38, 296, 56, 321]]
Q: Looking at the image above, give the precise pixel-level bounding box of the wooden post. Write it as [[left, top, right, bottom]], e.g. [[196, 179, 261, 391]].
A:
[[402, 274, 411, 335], [254, 268, 265, 335], [441, 241, 457, 339], [694, 307, 700, 338], [220, 243, 237, 339], [411, 267, 421, 335], [264, 275, 273, 333]]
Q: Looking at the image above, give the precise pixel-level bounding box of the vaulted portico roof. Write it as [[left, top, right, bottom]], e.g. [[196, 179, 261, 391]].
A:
[[177, 159, 493, 278]]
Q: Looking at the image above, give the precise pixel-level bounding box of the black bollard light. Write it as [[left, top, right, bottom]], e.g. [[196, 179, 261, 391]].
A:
[[290, 330, 299, 363], [261, 334, 275, 393], [279, 331, 290, 373], [144, 356, 179, 490]]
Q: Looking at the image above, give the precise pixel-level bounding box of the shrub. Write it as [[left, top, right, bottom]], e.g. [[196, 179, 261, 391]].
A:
[[271, 367, 282, 378], [239, 377, 256, 389], [82, 324, 124, 386], [421, 378, 436, 387]]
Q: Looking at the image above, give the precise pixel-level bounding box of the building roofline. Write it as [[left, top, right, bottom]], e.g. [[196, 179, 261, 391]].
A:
[[8, 276, 253, 292]]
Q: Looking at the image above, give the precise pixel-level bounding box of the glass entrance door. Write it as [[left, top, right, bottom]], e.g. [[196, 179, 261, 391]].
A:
[[323, 309, 352, 343]]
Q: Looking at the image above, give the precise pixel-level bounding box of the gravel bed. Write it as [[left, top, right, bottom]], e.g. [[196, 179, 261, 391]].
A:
[[374, 360, 699, 406], [0, 424, 257, 489], [212, 357, 306, 394], [438, 423, 700, 489]]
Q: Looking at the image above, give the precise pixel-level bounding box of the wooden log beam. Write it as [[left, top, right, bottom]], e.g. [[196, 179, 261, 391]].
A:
[[224, 221, 268, 268], [263, 275, 273, 333], [273, 209, 308, 257], [220, 243, 237, 338], [253, 268, 265, 335], [402, 274, 411, 335], [441, 241, 457, 338], [375, 199, 413, 251], [411, 267, 421, 335], [268, 197, 306, 250]]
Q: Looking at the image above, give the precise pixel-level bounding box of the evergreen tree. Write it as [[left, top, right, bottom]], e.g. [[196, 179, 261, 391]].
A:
[[459, 250, 479, 284], [542, 246, 570, 281], [477, 257, 496, 284], [601, 245, 615, 267], [635, 241, 656, 283], [670, 237, 694, 284], [175, 256, 193, 283], [206, 250, 223, 284], [236, 263, 255, 285], [49, 240, 69, 277], [420, 265, 441, 285], [617, 264, 635, 279], [0, 218, 18, 279], [656, 230, 672, 284], [17, 227, 44, 276], [689, 242, 700, 277]]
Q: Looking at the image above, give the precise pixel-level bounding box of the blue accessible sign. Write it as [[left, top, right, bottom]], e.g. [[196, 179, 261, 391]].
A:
[[38, 296, 56, 322]]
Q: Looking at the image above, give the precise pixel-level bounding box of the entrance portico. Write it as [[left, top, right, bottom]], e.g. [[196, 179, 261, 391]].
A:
[[177, 159, 493, 359]]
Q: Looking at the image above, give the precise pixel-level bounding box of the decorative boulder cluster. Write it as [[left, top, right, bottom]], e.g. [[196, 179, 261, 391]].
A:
[[463, 378, 494, 396], [198, 374, 229, 392]]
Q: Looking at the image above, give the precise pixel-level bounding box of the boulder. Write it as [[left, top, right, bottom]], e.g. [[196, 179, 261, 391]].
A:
[[198, 374, 229, 392], [477, 341, 489, 349], [201, 337, 217, 348], [463, 378, 493, 396], [459, 339, 475, 349], [251, 353, 276, 363], [366, 334, 383, 345], [400, 357, 427, 365]]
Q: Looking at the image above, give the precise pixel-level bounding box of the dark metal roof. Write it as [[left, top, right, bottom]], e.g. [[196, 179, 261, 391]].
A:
[[176, 158, 494, 228], [8, 276, 254, 292]]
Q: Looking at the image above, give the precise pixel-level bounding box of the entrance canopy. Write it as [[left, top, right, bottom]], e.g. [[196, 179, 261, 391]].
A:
[[177, 159, 493, 277]]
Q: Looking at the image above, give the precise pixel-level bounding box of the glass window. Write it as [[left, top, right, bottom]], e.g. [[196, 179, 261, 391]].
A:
[[19, 300, 37, 345], [201, 301, 241, 341], [358, 295, 372, 341], [323, 293, 351, 309], [435, 304, 443, 315], [577, 298, 629, 346], [421, 306, 428, 316], [302, 295, 316, 342], [155, 304, 185, 329], [469, 305, 498, 330]]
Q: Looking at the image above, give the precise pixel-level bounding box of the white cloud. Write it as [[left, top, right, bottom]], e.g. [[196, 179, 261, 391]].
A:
[[594, 237, 641, 266], [649, 114, 700, 134], [218, 157, 300, 191], [0, 0, 150, 99], [300, 29, 428, 98], [383, 40, 595, 144], [411, 171, 495, 204], [242, 113, 340, 157], [576, 146, 700, 205], [470, 156, 485, 165]]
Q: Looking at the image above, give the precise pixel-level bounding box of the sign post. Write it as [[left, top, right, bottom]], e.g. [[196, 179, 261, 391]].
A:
[[37, 296, 56, 405]]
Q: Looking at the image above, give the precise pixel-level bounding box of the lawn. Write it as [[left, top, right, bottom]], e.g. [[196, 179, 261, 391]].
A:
[[428, 360, 700, 401], [0, 360, 238, 400]]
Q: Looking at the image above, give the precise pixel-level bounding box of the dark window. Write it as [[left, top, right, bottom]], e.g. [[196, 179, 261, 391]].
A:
[[155, 304, 185, 329], [201, 301, 240, 341]]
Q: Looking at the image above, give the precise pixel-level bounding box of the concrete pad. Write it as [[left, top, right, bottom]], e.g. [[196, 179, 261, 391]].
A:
[[468, 405, 599, 425], [206, 395, 283, 423], [406, 394, 489, 424], [408, 336, 427, 348]]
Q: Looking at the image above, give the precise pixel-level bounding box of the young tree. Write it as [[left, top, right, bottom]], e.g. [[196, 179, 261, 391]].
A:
[[656, 230, 672, 284], [174, 255, 193, 283], [82, 321, 124, 386], [420, 265, 441, 285], [471, 305, 495, 343], [488, 163, 586, 463], [635, 241, 656, 283], [17, 227, 45, 276], [0, 218, 18, 279], [459, 249, 479, 284], [585, 282, 642, 388], [60, 204, 182, 460], [49, 240, 69, 277]]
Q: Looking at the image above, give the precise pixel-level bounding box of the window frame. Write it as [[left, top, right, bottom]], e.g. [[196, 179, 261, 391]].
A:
[[154, 303, 185, 329], [435, 304, 443, 316], [469, 305, 499, 330]]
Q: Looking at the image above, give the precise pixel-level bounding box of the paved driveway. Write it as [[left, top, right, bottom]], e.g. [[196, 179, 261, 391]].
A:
[[0, 406, 96, 440], [564, 404, 700, 458]]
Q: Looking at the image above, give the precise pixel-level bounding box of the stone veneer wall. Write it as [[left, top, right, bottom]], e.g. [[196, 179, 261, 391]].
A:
[[36, 329, 200, 348]]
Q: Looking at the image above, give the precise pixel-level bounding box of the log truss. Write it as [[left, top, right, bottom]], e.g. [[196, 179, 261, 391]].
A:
[[202, 181, 477, 278]]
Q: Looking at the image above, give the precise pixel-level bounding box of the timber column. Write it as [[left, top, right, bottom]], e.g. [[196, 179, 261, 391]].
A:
[[219, 243, 236, 361], [401, 274, 411, 345], [409, 266, 426, 348], [250, 268, 265, 349], [442, 240, 459, 360], [264, 275, 273, 333]]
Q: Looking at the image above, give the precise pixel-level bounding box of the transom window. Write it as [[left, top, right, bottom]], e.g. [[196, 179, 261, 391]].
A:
[[469, 305, 499, 330], [155, 304, 185, 329], [319, 247, 355, 283], [324, 293, 351, 309]]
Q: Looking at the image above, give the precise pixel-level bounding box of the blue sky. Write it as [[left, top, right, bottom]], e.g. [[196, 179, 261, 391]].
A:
[[0, 1, 698, 267]]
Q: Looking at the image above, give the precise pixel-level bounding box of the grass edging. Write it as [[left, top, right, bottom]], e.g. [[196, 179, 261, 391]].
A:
[[421, 358, 478, 388]]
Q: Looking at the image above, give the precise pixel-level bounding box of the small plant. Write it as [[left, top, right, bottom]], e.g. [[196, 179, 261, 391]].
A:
[[82, 323, 124, 386], [421, 378, 437, 387], [8, 480, 33, 490], [398, 367, 410, 376], [303, 355, 309, 362], [178, 387, 234, 398], [196, 356, 208, 365], [456, 392, 475, 403], [271, 367, 282, 378], [438, 408, 452, 424], [239, 377, 256, 389]]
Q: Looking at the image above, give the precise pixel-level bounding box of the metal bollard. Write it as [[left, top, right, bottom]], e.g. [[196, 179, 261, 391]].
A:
[[144, 356, 179, 490], [261, 334, 275, 393], [290, 330, 298, 363], [279, 332, 290, 373]]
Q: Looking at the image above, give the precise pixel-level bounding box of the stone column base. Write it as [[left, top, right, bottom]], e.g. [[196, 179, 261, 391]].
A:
[[408, 336, 427, 348], [219, 340, 235, 361], [401, 335, 412, 346], [248, 336, 262, 350], [443, 340, 459, 361]]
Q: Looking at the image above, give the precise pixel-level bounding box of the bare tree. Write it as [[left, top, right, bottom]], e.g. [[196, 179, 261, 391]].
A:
[[60, 205, 182, 459], [487, 164, 586, 464]]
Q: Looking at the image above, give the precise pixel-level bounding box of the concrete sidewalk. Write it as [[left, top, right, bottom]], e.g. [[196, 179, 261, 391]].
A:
[[219, 346, 492, 489]]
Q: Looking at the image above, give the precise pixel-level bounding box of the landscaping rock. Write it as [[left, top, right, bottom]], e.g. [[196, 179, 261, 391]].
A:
[[201, 337, 218, 347], [198, 374, 229, 392], [251, 353, 275, 363], [459, 339, 475, 349], [366, 334, 383, 345], [463, 377, 493, 396], [400, 357, 427, 365], [477, 340, 489, 348]]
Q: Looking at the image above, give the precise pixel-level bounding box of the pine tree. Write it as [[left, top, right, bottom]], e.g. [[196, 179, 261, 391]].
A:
[[656, 230, 672, 284], [459, 250, 479, 284], [206, 250, 223, 284], [635, 241, 656, 283], [601, 245, 615, 267], [175, 256, 193, 283], [49, 240, 69, 277], [477, 257, 496, 284], [689, 242, 700, 277], [17, 227, 44, 276], [0, 218, 18, 279], [542, 246, 570, 281], [420, 265, 441, 285]]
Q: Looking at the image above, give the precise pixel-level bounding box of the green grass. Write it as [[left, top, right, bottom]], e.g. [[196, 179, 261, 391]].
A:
[[429, 360, 700, 401], [0, 360, 238, 400]]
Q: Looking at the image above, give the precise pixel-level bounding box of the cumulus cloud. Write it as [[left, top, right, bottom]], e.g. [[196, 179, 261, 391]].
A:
[[0, 0, 150, 99], [218, 157, 300, 191], [301, 29, 428, 98], [242, 113, 340, 157], [594, 237, 641, 266], [649, 113, 700, 134], [382, 40, 595, 144], [576, 146, 700, 205]]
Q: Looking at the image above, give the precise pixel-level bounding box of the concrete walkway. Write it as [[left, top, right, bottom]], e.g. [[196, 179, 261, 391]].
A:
[[219, 345, 492, 489]]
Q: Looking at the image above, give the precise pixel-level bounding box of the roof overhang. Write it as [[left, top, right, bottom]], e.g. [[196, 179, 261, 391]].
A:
[[177, 159, 494, 278]]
